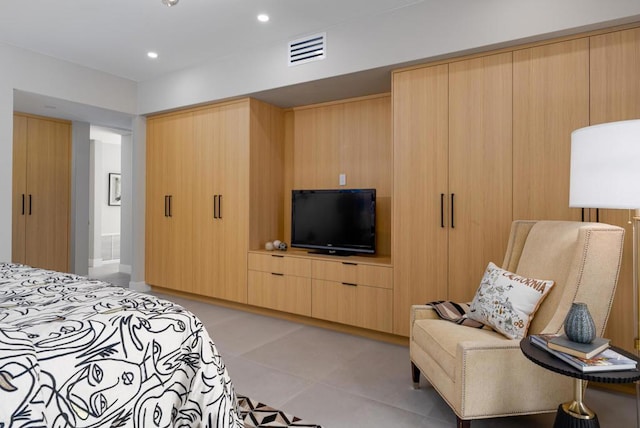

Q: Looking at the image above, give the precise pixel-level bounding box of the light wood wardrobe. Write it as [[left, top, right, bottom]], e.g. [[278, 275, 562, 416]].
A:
[[392, 24, 640, 348], [12, 113, 71, 273], [145, 98, 283, 303], [392, 53, 513, 336], [514, 29, 640, 352]]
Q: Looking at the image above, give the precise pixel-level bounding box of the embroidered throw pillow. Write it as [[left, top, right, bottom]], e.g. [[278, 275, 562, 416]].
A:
[[468, 262, 554, 340]]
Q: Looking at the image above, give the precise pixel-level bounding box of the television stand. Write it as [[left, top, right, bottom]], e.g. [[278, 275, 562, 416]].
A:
[[247, 249, 392, 333]]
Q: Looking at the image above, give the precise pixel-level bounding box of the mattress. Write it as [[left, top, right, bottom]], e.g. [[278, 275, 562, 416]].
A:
[[0, 262, 242, 427]]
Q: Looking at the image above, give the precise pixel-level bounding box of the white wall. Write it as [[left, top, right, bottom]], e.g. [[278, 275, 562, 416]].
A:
[[0, 42, 136, 264], [120, 132, 133, 274], [137, 0, 640, 113], [89, 130, 122, 267], [71, 122, 91, 276], [2, 1, 640, 281], [99, 142, 122, 235]]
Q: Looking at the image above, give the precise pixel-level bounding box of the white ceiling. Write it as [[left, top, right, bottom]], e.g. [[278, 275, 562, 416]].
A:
[[0, 0, 420, 82], [5, 0, 423, 130]]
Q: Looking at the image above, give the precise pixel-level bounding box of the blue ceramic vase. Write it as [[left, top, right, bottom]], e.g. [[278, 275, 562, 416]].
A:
[[564, 302, 596, 344]]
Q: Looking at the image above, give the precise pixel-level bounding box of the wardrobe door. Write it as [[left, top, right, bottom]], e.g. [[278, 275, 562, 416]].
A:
[[145, 112, 191, 291], [513, 38, 590, 221], [448, 53, 513, 303], [392, 64, 449, 336], [217, 101, 250, 303], [590, 27, 640, 353], [192, 106, 225, 298], [21, 115, 71, 272], [12, 114, 28, 264]]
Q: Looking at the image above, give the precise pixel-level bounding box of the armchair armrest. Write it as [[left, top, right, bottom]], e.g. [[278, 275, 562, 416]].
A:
[[411, 304, 440, 323]]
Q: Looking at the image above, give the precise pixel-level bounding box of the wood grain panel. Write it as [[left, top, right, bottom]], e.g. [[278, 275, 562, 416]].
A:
[[590, 27, 640, 353], [248, 270, 311, 316], [216, 101, 250, 303], [145, 112, 188, 290], [12, 114, 27, 265], [283, 111, 295, 246], [513, 38, 590, 221], [248, 252, 311, 276], [191, 106, 221, 297], [392, 64, 449, 336], [291, 95, 392, 256], [448, 52, 513, 303], [249, 99, 285, 250], [311, 280, 392, 332], [23, 115, 70, 272]]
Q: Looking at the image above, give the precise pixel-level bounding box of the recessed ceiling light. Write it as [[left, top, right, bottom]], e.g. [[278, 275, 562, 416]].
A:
[[147, 52, 159, 59], [257, 14, 269, 22], [162, 0, 179, 6]]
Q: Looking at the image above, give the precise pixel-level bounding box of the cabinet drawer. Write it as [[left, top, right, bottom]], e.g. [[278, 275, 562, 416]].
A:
[[248, 271, 311, 316], [248, 253, 311, 276], [311, 279, 392, 333], [311, 260, 392, 289]]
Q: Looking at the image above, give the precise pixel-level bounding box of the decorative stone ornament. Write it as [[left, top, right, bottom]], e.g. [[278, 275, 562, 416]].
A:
[[265, 242, 274, 251], [564, 302, 596, 344]]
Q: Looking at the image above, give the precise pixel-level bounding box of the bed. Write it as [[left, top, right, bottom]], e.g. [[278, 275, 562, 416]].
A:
[[0, 262, 242, 428]]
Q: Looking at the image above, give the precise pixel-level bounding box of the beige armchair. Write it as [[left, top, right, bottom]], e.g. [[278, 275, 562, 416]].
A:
[[410, 220, 624, 427]]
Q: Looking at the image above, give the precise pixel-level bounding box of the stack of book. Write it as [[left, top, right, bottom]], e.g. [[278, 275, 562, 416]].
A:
[[530, 333, 637, 373]]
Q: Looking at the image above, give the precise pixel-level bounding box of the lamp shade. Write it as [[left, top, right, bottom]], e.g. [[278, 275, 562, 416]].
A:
[[569, 119, 640, 209]]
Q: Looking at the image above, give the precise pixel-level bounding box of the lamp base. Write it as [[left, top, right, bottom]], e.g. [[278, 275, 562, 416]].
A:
[[554, 403, 599, 428]]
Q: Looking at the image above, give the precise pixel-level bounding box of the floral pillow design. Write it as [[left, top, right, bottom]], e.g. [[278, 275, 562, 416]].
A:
[[468, 262, 554, 340]]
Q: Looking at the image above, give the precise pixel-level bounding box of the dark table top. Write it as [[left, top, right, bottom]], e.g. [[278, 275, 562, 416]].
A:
[[520, 336, 640, 384]]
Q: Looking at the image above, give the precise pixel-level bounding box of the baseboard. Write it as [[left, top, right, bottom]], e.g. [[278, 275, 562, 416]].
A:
[[119, 264, 132, 274], [89, 258, 103, 267], [129, 281, 151, 292]]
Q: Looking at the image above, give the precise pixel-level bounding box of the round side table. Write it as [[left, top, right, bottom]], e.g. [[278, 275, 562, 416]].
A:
[[520, 337, 640, 428]]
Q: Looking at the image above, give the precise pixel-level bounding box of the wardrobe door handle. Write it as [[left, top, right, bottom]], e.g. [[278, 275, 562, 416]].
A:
[[164, 196, 168, 217], [271, 272, 284, 277], [450, 193, 455, 229], [440, 193, 445, 228], [168, 195, 172, 217], [213, 195, 218, 219], [29, 194, 32, 215], [218, 195, 222, 219], [596, 208, 600, 223], [581, 208, 585, 222], [21, 194, 25, 215], [342, 282, 358, 287]]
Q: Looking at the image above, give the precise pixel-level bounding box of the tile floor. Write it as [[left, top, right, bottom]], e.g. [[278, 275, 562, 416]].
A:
[[91, 265, 637, 427]]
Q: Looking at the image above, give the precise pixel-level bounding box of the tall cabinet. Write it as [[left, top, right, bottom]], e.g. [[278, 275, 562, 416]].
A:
[[392, 53, 513, 336], [512, 38, 590, 222], [145, 98, 283, 303], [12, 113, 71, 273], [590, 27, 640, 352]]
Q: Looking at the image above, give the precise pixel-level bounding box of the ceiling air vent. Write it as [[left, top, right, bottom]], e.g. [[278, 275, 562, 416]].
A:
[[288, 32, 326, 66]]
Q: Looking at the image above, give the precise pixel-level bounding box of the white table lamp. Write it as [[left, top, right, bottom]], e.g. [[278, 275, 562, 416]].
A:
[[569, 119, 640, 425]]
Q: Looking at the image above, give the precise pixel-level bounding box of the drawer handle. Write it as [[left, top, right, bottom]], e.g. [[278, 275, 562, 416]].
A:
[[342, 282, 357, 287], [271, 254, 284, 258], [342, 262, 357, 266], [271, 272, 284, 276]]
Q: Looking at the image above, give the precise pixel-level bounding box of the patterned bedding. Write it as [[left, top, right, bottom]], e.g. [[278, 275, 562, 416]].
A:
[[0, 263, 242, 428]]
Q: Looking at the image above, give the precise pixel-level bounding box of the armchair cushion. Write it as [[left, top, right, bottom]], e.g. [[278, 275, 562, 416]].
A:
[[468, 262, 554, 340]]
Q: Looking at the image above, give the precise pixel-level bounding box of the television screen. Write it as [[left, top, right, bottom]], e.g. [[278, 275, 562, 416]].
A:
[[291, 188, 376, 255]]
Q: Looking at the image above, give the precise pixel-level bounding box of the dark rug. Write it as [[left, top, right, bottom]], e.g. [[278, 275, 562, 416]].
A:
[[237, 394, 322, 427]]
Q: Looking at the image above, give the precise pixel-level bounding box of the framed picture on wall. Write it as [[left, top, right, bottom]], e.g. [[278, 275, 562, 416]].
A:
[[108, 173, 122, 206]]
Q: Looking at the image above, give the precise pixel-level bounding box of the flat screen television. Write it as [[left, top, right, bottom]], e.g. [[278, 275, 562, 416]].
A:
[[291, 188, 376, 255]]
